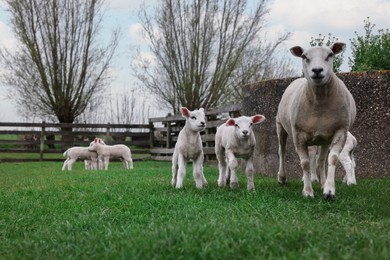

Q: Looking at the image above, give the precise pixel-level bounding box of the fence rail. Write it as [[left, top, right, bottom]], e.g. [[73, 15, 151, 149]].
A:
[[0, 103, 241, 162]]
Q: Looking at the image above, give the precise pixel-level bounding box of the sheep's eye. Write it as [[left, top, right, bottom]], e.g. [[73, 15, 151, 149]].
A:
[[325, 53, 334, 61], [301, 54, 309, 61], [235, 124, 238, 127], [190, 116, 196, 120], [250, 123, 253, 126]]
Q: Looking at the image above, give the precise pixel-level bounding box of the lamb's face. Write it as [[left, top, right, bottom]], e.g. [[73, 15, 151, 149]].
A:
[[181, 107, 206, 132], [226, 115, 265, 139]]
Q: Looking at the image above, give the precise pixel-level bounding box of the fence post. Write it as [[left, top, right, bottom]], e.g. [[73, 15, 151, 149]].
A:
[[40, 121, 45, 161], [106, 122, 111, 143], [149, 120, 155, 149], [166, 121, 172, 148]]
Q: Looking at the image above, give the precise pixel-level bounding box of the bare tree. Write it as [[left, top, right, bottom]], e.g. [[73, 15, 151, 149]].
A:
[[0, 0, 118, 124], [132, 0, 293, 113]]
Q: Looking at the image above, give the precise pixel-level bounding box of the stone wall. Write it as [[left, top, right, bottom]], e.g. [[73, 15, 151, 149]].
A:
[[242, 70, 389, 179]]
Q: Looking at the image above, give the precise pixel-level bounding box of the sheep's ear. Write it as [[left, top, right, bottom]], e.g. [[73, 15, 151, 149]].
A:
[[330, 42, 345, 55], [252, 115, 266, 125], [290, 46, 304, 58], [181, 107, 190, 118], [226, 118, 235, 126], [199, 108, 204, 113]]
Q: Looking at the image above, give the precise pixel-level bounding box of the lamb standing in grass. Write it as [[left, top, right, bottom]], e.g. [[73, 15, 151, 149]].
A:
[[88, 140, 133, 170], [62, 138, 105, 171], [215, 115, 266, 191], [276, 42, 356, 200], [84, 138, 106, 170], [171, 107, 207, 189]]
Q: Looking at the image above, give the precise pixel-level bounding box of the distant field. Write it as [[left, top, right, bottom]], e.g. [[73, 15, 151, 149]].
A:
[[0, 161, 389, 259]]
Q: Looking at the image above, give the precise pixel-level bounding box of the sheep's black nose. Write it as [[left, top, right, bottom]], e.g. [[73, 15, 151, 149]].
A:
[[200, 122, 205, 126], [312, 67, 323, 75], [242, 130, 248, 135]]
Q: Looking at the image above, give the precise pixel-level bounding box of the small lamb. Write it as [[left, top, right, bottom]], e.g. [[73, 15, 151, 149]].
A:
[[171, 107, 208, 189], [85, 138, 106, 170], [215, 115, 266, 191], [62, 138, 105, 171], [88, 140, 133, 170]]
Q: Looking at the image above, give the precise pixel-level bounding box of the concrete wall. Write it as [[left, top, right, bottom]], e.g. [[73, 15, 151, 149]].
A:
[[242, 71, 389, 179]]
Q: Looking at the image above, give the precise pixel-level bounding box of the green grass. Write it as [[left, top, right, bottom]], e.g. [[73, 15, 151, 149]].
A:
[[0, 161, 389, 259]]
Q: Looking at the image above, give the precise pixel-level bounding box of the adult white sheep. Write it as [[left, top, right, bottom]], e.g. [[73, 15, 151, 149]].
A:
[[308, 131, 358, 185], [276, 42, 356, 200], [171, 107, 207, 189], [215, 115, 266, 191], [88, 140, 133, 170], [62, 137, 105, 171]]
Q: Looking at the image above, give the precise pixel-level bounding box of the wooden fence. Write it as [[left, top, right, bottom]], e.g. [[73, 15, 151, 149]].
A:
[[0, 104, 241, 162], [149, 103, 241, 161], [0, 122, 150, 162]]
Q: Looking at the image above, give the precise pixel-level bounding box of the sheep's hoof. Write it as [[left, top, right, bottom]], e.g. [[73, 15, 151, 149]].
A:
[[278, 177, 287, 185], [323, 192, 336, 201], [230, 182, 239, 190]]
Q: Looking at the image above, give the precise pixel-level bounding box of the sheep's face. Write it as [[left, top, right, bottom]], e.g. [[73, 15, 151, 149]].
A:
[[226, 115, 265, 139], [181, 107, 206, 132], [290, 42, 345, 86]]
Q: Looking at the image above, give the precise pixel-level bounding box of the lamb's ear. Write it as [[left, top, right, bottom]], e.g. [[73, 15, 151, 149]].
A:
[[199, 108, 204, 113], [226, 118, 235, 126], [180, 107, 190, 118], [252, 115, 266, 125], [290, 46, 304, 58], [330, 42, 346, 55]]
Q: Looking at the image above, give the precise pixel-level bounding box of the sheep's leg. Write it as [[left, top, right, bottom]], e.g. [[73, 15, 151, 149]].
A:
[[276, 122, 288, 184], [226, 150, 238, 190], [308, 146, 319, 182], [171, 151, 178, 187], [323, 130, 347, 200], [317, 145, 329, 188], [216, 148, 227, 187], [175, 153, 186, 189], [120, 158, 128, 169], [192, 154, 205, 189], [129, 158, 134, 169], [245, 158, 255, 191], [294, 134, 314, 198]]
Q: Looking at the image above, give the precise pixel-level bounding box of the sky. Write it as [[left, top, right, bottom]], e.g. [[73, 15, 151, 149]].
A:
[[0, 0, 389, 122]]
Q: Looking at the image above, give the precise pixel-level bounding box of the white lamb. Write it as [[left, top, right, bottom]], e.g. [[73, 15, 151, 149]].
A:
[[215, 115, 266, 191], [88, 140, 133, 170], [62, 138, 105, 171], [85, 138, 106, 170], [276, 42, 356, 200], [308, 131, 357, 185], [171, 107, 208, 189]]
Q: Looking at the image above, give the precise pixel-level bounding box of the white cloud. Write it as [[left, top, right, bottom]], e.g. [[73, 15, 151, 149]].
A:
[[268, 0, 390, 46]]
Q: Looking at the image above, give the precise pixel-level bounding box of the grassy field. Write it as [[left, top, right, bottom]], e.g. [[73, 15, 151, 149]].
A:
[[0, 161, 389, 259]]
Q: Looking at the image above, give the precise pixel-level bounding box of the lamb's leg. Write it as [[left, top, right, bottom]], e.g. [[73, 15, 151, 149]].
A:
[[62, 159, 69, 171], [245, 157, 255, 191], [226, 150, 239, 190], [175, 153, 186, 189], [103, 157, 110, 170], [171, 151, 178, 187], [323, 130, 347, 200], [67, 158, 77, 171], [216, 148, 227, 187], [340, 150, 356, 185], [192, 154, 205, 189], [276, 122, 288, 184]]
